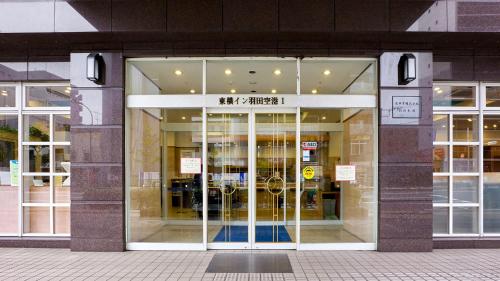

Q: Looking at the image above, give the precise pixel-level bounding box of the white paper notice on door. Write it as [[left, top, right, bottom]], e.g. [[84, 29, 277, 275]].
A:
[[181, 158, 201, 174], [336, 165, 355, 181]]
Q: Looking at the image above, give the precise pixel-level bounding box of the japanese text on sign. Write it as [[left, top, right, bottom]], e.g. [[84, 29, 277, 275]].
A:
[[392, 96, 421, 118], [218, 96, 285, 106]]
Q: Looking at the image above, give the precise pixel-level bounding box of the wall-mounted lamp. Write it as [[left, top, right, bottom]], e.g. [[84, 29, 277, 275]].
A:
[[86, 53, 105, 84], [398, 53, 416, 85]]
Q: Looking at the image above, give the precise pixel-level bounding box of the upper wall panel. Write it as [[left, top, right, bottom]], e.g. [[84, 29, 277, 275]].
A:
[[0, 0, 499, 33]]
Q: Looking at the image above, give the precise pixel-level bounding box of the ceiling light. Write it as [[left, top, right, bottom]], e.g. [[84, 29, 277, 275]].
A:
[[323, 70, 331, 76], [230, 89, 236, 94], [66, 86, 71, 91], [434, 87, 441, 92], [494, 124, 498, 128], [1, 92, 7, 96], [467, 118, 472, 122], [311, 89, 318, 94], [209, 113, 213, 116], [485, 125, 488, 129], [321, 116, 326, 120], [442, 125, 446, 128], [271, 89, 277, 94], [190, 89, 196, 94], [225, 69, 232, 75], [437, 89, 443, 94], [273, 69, 281, 76], [174, 70, 183, 76], [181, 116, 186, 120]]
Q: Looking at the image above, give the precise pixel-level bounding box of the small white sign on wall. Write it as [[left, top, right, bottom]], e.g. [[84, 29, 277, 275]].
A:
[[336, 165, 356, 181], [181, 158, 201, 174]]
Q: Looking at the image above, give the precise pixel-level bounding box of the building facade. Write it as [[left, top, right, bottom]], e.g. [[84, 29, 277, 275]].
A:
[[0, 0, 499, 252]]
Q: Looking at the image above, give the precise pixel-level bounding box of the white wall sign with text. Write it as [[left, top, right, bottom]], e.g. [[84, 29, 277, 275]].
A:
[[181, 158, 201, 174], [336, 165, 356, 181]]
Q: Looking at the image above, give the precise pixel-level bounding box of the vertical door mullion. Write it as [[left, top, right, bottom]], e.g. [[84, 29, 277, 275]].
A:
[[249, 110, 255, 248], [49, 114, 54, 234], [17, 83, 23, 236], [202, 107, 208, 249], [449, 113, 453, 235], [479, 84, 484, 236], [295, 107, 301, 250]]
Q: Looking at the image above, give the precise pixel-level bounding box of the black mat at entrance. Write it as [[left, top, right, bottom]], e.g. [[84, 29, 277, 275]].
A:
[[206, 253, 293, 273]]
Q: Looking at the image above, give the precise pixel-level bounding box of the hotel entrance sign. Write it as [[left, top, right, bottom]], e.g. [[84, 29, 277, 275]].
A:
[[218, 96, 285, 106]]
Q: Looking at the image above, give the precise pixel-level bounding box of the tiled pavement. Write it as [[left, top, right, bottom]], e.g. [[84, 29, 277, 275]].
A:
[[1, 248, 500, 280]]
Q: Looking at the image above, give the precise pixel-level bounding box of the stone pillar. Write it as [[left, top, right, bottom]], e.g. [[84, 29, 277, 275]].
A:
[[70, 52, 125, 251], [378, 52, 434, 252]]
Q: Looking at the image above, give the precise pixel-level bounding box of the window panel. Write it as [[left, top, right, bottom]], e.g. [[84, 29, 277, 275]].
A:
[[23, 145, 50, 173], [453, 145, 478, 173], [453, 207, 478, 234], [433, 176, 448, 203], [53, 115, 70, 142], [26, 85, 70, 107], [433, 145, 449, 173], [452, 176, 478, 203], [54, 146, 70, 173], [0, 86, 16, 107], [54, 175, 70, 203], [453, 115, 478, 142], [23, 176, 50, 203], [433, 114, 448, 142], [485, 86, 500, 108], [433, 207, 449, 234], [24, 115, 50, 142], [54, 207, 70, 234], [0, 115, 19, 233], [433, 85, 475, 107], [23, 207, 50, 234]]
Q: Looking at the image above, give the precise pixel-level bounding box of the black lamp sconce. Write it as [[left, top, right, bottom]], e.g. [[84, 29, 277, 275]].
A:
[[398, 53, 417, 85], [86, 53, 105, 85]]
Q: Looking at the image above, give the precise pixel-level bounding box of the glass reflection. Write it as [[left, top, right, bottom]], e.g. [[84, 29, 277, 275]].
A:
[[483, 115, 500, 233], [255, 113, 296, 243], [24, 115, 50, 142], [0, 115, 19, 233], [299, 109, 376, 243], [433, 85, 475, 107], [0, 87, 16, 107], [452, 176, 478, 203], [128, 109, 203, 243], [486, 87, 500, 107], [433, 207, 449, 234], [433, 176, 448, 203], [433, 114, 448, 142], [433, 146, 449, 172], [26, 86, 70, 107], [453, 207, 478, 234], [453, 115, 478, 142], [453, 145, 478, 172], [207, 114, 249, 243]]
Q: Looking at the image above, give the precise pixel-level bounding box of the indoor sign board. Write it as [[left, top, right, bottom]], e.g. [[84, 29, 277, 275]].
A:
[[336, 165, 356, 181], [181, 158, 202, 174]]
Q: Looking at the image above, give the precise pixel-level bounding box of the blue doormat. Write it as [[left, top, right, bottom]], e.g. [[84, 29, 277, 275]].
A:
[[213, 225, 292, 242]]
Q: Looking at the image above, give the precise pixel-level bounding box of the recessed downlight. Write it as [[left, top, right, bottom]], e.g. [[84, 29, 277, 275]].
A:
[[230, 89, 236, 94], [225, 69, 232, 75], [437, 89, 443, 94], [321, 116, 327, 120], [311, 89, 318, 94], [174, 70, 183, 76], [273, 69, 282, 76], [190, 89, 196, 94], [271, 89, 277, 94], [181, 116, 186, 120], [434, 87, 441, 91], [323, 70, 331, 76], [1, 91, 7, 96]]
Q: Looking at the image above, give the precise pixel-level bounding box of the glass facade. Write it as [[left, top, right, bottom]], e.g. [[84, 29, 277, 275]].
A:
[[433, 83, 500, 236], [0, 83, 71, 236], [126, 58, 378, 249]]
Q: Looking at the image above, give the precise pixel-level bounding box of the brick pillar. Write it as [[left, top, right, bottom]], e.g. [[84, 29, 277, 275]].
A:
[[70, 52, 125, 251], [378, 52, 434, 252]]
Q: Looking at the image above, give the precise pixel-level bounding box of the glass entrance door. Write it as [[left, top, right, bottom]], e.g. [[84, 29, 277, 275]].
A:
[[253, 112, 297, 248], [207, 109, 297, 249]]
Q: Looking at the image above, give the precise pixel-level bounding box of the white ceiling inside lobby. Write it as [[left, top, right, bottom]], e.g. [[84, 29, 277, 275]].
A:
[[129, 58, 376, 95]]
